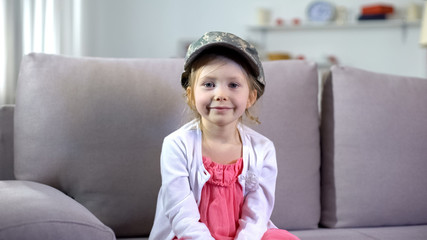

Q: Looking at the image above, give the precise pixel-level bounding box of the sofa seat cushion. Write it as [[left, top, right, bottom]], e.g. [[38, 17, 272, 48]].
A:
[[321, 66, 427, 228], [291, 225, 427, 240], [0, 180, 115, 240]]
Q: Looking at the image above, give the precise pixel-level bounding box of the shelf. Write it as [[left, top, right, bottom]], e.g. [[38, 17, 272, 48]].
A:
[[248, 19, 421, 32]]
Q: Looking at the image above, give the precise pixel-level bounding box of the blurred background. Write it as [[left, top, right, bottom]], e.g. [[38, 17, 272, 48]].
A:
[[1, 0, 426, 104]]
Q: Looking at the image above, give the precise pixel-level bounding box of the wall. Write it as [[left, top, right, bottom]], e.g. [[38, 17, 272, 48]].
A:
[[80, 0, 426, 78]]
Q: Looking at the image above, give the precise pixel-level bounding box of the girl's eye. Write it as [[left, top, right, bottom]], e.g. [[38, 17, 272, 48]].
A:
[[229, 82, 239, 88], [203, 82, 215, 88]]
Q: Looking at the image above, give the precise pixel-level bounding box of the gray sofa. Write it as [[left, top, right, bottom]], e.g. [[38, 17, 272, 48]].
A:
[[1, 53, 426, 240]]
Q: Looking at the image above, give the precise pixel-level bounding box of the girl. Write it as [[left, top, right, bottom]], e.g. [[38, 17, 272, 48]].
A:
[[149, 31, 300, 240]]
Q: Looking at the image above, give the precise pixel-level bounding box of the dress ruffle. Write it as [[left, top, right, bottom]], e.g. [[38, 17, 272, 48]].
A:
[[202, 157, 243, 187]]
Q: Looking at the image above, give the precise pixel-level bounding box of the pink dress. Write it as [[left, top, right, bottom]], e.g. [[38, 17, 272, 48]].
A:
[[199, 157, 244, 239], [198, 156, 300, 240]]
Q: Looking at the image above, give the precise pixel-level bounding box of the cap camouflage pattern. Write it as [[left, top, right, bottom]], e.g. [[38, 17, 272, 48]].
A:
[[181, 31, 265, 90]]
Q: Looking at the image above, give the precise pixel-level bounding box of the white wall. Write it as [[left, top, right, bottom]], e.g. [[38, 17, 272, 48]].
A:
[[80, 0, 426, 78]]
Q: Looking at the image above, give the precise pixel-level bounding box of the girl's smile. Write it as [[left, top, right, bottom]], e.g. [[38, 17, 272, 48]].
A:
[[208, 106, 233, 111]]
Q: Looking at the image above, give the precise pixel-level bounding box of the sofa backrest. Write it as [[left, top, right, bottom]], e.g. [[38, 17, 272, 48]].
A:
[[253, 60, 321, 230], [14, 53, 321, 236], [15, 54, 187, 236], [321, 66, 427, 228]]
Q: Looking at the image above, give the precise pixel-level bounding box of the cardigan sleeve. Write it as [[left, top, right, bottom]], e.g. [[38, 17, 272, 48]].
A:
[[160, 135, 214, 240], [235, 140, 278, 240]]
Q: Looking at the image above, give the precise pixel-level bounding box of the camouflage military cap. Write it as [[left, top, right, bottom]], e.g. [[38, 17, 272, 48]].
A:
[[181, 31, 265, 91]]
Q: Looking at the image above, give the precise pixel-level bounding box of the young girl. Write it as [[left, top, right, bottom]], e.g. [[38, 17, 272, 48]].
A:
[[149, 31, 300, 240]]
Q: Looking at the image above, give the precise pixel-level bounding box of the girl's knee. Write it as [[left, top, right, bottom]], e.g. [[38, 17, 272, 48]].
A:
[[261, 228, 300, 240]]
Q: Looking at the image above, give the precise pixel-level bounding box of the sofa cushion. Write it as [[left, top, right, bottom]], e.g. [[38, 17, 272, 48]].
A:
[[14, 53, 187, 237], [291, 225, 427, 240], [321, 66, 427, 228], [355, 225, 427, 240], [0, 180, 115, 240], [254, 60, 321, 230]]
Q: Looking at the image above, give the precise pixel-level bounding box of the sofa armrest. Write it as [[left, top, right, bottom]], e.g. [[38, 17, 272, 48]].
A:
[[0, 181, 116, 240], [0, 105, 14, 180]]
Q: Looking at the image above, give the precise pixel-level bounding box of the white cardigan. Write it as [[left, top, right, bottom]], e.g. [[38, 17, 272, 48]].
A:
[[149, 120, 277, 240]]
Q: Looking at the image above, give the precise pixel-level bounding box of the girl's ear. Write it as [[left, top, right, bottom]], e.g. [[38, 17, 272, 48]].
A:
[[247, 89, 257, 108], [186, 87, 193, 104]]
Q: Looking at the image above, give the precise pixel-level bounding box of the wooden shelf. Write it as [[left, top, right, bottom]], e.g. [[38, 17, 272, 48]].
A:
[[248, 19, 421, 32]]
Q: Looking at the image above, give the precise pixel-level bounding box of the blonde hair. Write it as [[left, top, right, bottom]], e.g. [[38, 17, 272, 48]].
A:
[[185, 52, 262, 124]]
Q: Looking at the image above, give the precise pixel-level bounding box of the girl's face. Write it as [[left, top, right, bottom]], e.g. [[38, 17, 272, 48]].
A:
[[190, 57, 257, 128]]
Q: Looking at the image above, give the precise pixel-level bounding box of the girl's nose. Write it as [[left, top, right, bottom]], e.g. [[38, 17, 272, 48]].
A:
[[215, 95, 227, 101], [214, 84, 228, 102], [214, 86, 228, 101]]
